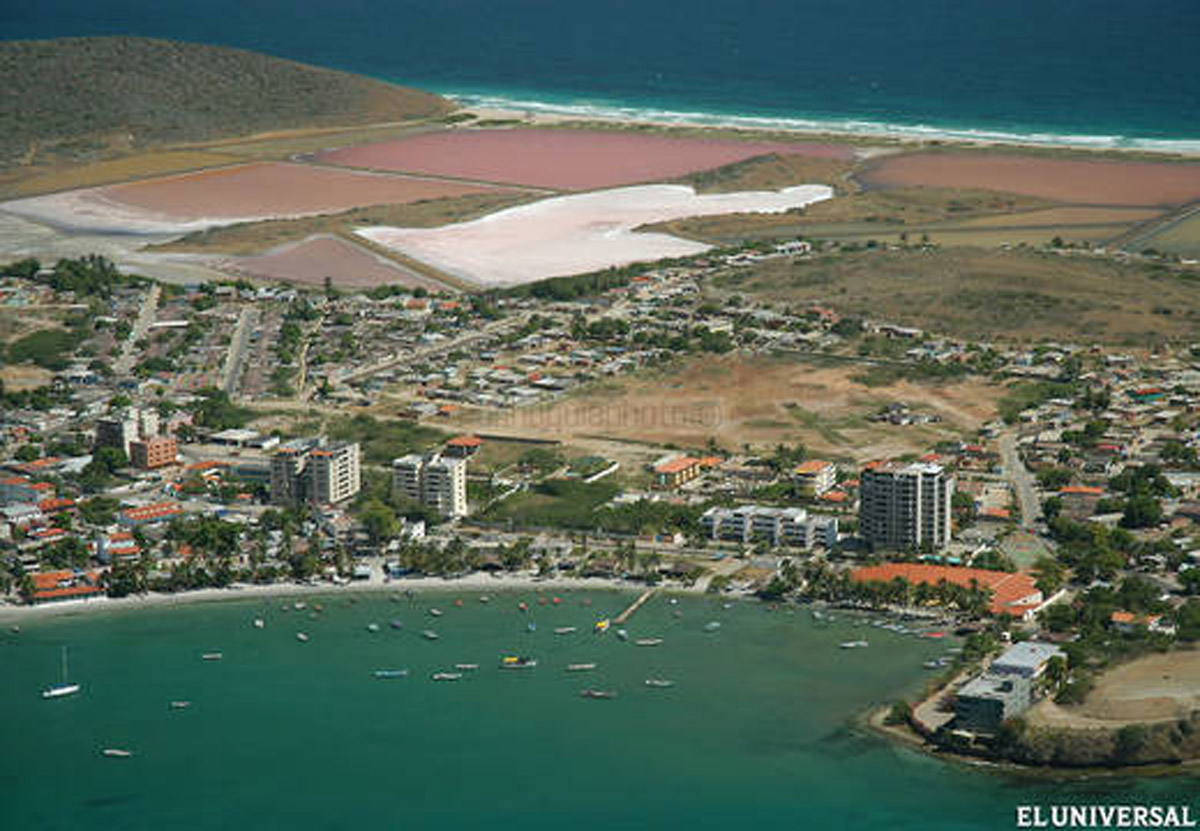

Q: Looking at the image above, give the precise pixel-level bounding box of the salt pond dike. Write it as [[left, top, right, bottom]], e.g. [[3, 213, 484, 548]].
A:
[[3, 590, 1195, 830], [0, 37, 449, 167]]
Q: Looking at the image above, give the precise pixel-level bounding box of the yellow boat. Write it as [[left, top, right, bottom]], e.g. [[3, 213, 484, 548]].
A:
[[594, 619, 611, 633]]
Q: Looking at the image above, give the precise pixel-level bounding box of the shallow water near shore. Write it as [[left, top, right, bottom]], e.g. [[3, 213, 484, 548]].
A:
[[3, 590, 1196, 830]]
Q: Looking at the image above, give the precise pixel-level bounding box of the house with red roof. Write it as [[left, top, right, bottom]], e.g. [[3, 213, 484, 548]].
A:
[[850, 563, 1046, 620], [30, 570, 104, 605]]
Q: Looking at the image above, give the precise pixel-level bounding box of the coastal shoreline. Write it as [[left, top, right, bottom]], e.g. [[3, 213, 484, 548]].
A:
[[0, 573, 703, 625], [453, 102, 1200, 160]]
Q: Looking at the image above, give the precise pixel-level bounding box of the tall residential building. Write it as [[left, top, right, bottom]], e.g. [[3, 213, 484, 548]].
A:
[[270, 440, 361, 506], [308, 443, 361, 505], [129, 436, 178, 470], [793, 460, 837, 497], [95, 406, 159, 457], [859, 461, 954, 551], [392, 453, 467, 518]]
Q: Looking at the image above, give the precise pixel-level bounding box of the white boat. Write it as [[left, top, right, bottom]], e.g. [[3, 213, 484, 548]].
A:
[[169, 700, 192, 709], [102, 748, 133, 758], [703, 621, 721, 633], [645, 679, 675, 688], [499, 656, 537, 669], [366, 623, 381, 633], [840, 640, 869, 649], [554, 626, 577, 635], [429, 608, 444, 617], [373, 669, 409, 679], [201, 652, 223, 661], [580, 689, 618, 699], [454, 663, 480, 671], [431, 672, 463, 681], [296, 632, 309, 643], [293, 602, 306, 611], [42, 647, 81, 699], [634, 638, 663, 647], [615, 629, 629, 641], [566, 663, 597, 672], [253, 618, 265, 629], [422, 629, 440, 641]]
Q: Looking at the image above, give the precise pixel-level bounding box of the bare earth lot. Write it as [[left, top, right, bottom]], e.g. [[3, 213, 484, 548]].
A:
[[221, 234, 450, 291], [1028, 650, 1200, 728], [454, 355, 1002, 462]]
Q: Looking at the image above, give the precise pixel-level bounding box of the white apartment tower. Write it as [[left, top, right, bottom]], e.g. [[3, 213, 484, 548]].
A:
[[859, 461, 954, 552], [392, 453, 468, 518], [270, 440, 361, 506]]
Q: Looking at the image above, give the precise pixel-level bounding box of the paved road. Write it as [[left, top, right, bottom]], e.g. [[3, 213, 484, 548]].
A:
[[114, 283, 160, 375], [221, 306, 257, 396], [999, 428, 1039, 529], [338, 313, 531, 385]]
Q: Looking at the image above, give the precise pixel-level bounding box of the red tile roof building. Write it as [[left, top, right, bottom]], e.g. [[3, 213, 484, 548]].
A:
[[850, 563, 1045, 619]]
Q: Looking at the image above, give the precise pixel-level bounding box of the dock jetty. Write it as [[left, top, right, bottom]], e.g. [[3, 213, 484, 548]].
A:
[[614, 588, 657, 625]]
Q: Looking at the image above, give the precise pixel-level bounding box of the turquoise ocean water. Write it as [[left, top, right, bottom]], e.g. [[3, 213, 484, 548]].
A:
[[2, 591, 1196, 830], [1, 0, 1198, 150]]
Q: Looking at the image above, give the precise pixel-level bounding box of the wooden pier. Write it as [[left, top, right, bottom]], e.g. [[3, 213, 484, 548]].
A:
[[614, 588, 656, 625]]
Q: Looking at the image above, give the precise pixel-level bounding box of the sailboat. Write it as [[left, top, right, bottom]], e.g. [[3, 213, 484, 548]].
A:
[[42, 646, 81, 699]]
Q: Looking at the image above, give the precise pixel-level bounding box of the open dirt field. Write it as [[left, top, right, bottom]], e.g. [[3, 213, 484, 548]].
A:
[[314, 128, 854, 190], [719, 247, 1200, 344], [453, 355, 1002, 462], [860, 152, 1200, 206], [0, 364, 55, 392], [220, 234, 450, 290], [1028, 650, 1200, 728]]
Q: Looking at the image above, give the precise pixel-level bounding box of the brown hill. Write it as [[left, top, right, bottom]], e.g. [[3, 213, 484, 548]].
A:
[[0, 37, 450, 167]]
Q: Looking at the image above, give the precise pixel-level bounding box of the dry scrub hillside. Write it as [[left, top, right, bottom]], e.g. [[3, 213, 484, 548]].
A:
[[0, 37, 449, 168]]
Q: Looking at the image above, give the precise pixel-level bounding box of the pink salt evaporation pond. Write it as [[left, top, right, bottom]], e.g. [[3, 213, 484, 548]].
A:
[[315, 128, 854, 190], [223, 235, 451, 291]]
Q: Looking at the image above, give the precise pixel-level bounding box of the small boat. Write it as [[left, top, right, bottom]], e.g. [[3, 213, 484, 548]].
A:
[[554, 627, 577, 635], [580, 689, 617, 700], [645, 679, 675, 688], [422, 630, 440, 641], [922, 660, 941, 670], [703, 621, 721, 633], [840, 640, 868, 649], [721, 602, 733, 610], [293, 602, 306, 611], [102, 748, 133, 758], [552, 596, 562, 605], [615, 629, 629, 642], [538, 596, 547, 606], [920, 631, 946, 639], [429, 608, 444, 617], [479, 595, 491, 604], [566, 663, 597, 672], [367, 623, 381, 633], [431, 672, 462, 681], [313, 604, 323, 613], [253, 618, 265, 629], [634, 638, 663, 647], [43, 647, 81, 699], [499, 656, 537, 669], [390, 619, 404, 630], [296, 632, 309, 643], [201, 652, 223, 661], [373, 669, 409, 679], [454, 663, 479, 671], [454, 598, 463, 608], [10, 625, 20, 634], [526, 621, 537, 633], [581, 598, 592, 607], [518, 602, 529, 613], [169, 700, 192, 709], [593, 619, 610, 633]]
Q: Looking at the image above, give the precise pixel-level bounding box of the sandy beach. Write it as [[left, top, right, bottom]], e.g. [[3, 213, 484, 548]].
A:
[[0, 572, 688, 625]]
